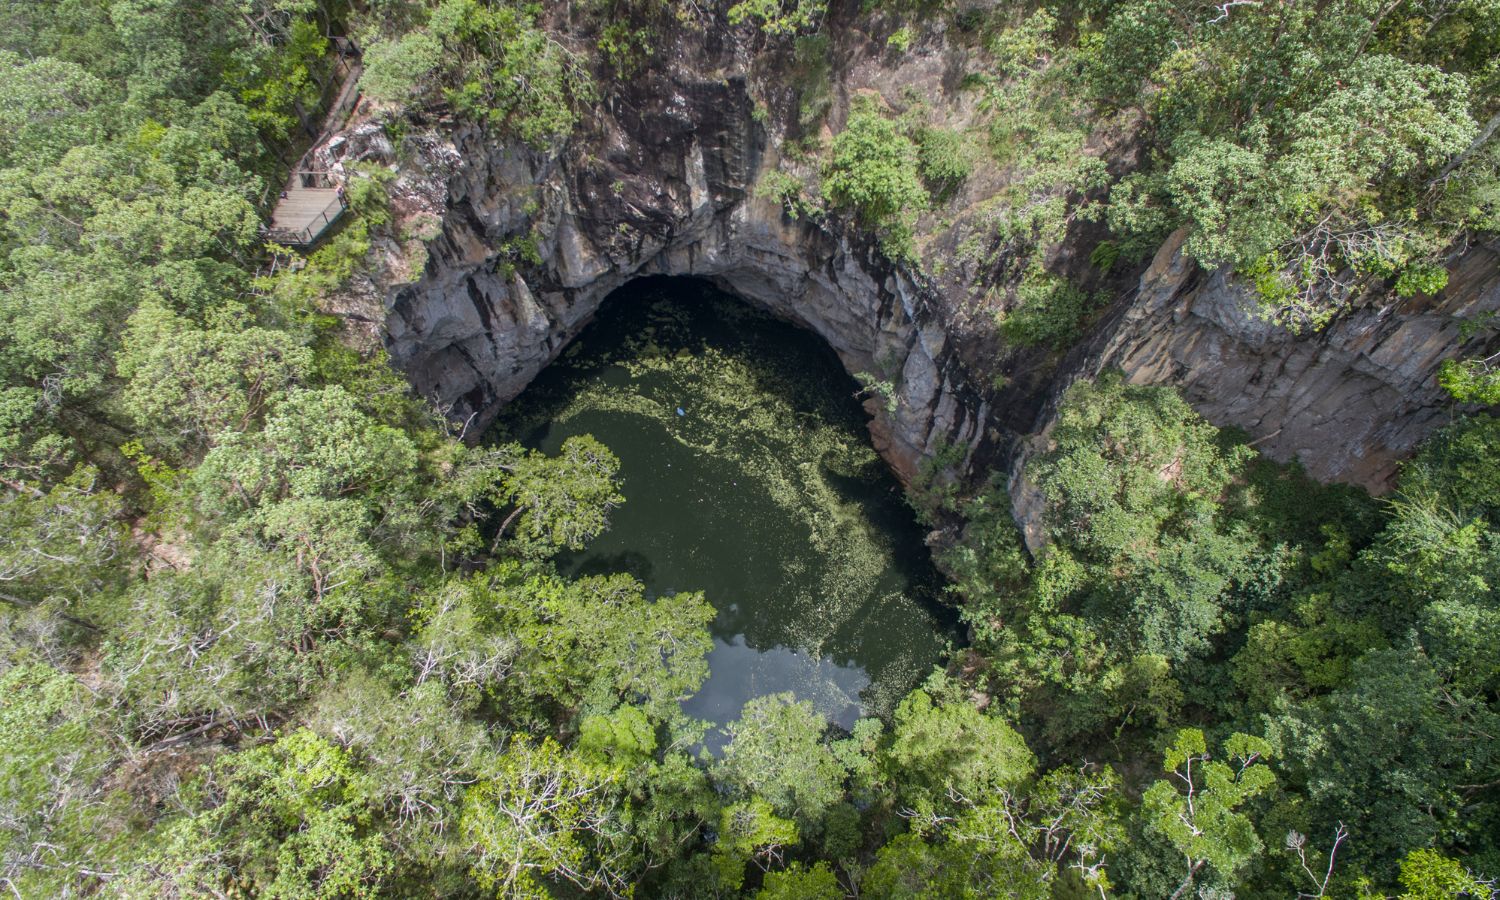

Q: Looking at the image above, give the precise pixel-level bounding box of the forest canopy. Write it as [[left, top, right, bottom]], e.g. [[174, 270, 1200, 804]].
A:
[[0, 0, 1497, 898]]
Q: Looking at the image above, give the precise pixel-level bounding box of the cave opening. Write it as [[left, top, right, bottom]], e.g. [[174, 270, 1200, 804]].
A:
[[486, 276, 961, 745]]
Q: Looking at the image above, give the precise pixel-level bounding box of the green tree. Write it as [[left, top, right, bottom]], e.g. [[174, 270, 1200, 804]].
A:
[[1140, 728, 1276, 898], [0, 466, 125, 609], [196, 385, 419, 510], [495, 434, 625, 554], [236, 17, 330, 139], [134, 728, 392, 898], [461, 738, 632, 899], [0, 52, 109, 168], [881, 682, 1035, 821], [710, 798, 799, 893], [715, 693, 848, 827], [863, 825, 1051, 900], [0, 664, 127, 897], [864, 760, 1121, 899], [1268, 647, 1492, 874], [1029, 372, 1250, 561], [758, 861, 842, 898], [1396, 849, 1492, 900], [309, 674, 497, 868], [117, 301, 312, 452], [999, 270, 1100, 350], [413, 565, 713, 723]]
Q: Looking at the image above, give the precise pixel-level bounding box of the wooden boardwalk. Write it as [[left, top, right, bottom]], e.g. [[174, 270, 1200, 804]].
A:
[[265, 44, 363, 248]]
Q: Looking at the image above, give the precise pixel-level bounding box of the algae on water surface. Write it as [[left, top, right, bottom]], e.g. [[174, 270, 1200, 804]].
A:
[[491, 278, 957, 741]]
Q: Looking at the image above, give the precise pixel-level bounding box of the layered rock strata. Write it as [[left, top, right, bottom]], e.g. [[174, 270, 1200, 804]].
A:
[[374, 77, 992, 485], [338, 69, 1496, 531]]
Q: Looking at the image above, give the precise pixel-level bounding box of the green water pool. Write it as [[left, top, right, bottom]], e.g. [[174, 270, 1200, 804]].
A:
[[490, 277, 957, 740]]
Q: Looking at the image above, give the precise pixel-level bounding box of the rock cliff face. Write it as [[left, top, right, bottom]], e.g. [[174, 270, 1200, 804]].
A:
[[373, 74, 994, 486], [343, 52, 1496, 530], [1003, 233, 1500, 550], [1089, 231, 1500, 489]]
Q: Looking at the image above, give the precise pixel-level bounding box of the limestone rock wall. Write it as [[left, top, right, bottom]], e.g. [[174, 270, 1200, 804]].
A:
[[373, 75, 992, 486], [342, 64, 1495, 537], [1085, 232, 1500, 489]]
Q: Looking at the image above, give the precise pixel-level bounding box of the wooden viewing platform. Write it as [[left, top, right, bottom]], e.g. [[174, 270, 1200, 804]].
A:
[[267, 172, 346, 247], [264, 37, 363, 248]]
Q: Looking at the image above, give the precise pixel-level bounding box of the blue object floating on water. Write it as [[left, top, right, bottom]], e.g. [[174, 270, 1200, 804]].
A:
[[676, 407, 686, 417]]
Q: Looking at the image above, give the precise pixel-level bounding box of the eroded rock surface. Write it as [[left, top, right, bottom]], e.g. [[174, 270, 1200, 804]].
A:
[[368, 74, 992, 486], [334, 55, 1495, 540], [1089, 231, 1500, 488]]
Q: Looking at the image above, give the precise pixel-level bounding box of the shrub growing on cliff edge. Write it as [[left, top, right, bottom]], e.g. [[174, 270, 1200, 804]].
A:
[[823, 100, 929, 261], [727, 0, 827, 36], [998, 269, 1102, 350], [360, 0, 592, 146], [916, 125, 973, 201]]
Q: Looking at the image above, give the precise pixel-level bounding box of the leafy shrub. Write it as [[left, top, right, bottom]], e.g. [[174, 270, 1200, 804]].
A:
[[236, 18, 331, 139], [916, 126, 972, 200], [999, 271, 1100, 349], [361, 0, 592, 146], [362, 30, 444, 102], [727, 0, 826, 35], [824, 101, 929, 260], [755, 168, 820, 220], [1104, 171, 1175, 262], [984, 8, 1057, 79], [1438, 358, 1500, 405], [597, 22, 653, 76], [1395, 263, 1450, 298], [1089, 239, 1121, 271]]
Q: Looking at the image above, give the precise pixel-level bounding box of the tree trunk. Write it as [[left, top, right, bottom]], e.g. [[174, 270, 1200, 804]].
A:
[[1434, 109, 1500, 183], [1168, 859, 1207, 900]]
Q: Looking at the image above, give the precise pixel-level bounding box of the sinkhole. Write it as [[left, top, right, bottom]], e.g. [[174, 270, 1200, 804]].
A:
[[488, 277, 960, 745]]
